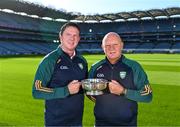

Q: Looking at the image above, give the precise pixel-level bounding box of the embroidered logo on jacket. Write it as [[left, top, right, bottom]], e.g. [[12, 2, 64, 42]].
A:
[[60, 65, 69, 70], [97, 73, 104, 78], [119, 71, 126, 79], [78, 63, 83, 70]]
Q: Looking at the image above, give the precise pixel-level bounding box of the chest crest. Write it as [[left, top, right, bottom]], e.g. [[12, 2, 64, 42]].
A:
[[119, 71, 126, 79], [78, 63, 84, 70]]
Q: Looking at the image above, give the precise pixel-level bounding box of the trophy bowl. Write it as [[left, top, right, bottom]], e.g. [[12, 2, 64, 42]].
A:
[[81, 78, 108, 95]]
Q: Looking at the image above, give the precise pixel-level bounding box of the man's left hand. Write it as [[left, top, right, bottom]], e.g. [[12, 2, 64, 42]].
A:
[[108, 80, 125, 95]]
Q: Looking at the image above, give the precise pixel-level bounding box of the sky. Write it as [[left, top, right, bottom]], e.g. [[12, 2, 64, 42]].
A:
[[23, 0, 180, 15]]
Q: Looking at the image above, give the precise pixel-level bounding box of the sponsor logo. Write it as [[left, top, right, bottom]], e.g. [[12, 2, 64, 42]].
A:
[[60, 65, 69, 70], [78, 63, 83, 70], [97, 73, 104, 78], [119, 71, 126, 79]]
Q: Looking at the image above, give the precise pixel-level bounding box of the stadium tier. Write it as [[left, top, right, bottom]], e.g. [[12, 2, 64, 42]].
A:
[[0, 7, 180, 55]]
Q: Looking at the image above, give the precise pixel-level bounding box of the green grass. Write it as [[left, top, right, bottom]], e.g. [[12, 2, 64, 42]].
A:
[[0, 54, 180, 126]]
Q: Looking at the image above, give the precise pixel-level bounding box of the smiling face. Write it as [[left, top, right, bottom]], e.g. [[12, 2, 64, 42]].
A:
[[102, 32, 124, 64], [60, 26, 80, 54]]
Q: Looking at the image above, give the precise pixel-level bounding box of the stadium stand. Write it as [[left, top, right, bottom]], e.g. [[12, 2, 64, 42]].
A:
[[0, 0, 180, 56]]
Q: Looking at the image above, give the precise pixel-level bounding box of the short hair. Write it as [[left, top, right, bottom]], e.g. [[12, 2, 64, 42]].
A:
[[60, 22, 81, 35]]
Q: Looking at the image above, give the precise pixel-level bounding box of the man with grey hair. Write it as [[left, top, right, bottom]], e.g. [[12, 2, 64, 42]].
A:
[[89, 32, 152, 126]]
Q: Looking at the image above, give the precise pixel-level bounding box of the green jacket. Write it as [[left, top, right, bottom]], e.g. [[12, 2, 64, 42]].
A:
[[32, 46, 88, 100]]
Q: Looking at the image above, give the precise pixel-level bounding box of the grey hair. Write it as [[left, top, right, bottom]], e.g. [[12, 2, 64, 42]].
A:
[[102, 32, 122, 46]]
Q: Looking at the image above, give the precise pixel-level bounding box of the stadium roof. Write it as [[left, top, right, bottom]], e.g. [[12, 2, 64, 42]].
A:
[[0, 0, 180, 22]]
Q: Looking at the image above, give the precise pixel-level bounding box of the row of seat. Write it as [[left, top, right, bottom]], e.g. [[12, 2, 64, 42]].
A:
[[0, 11, 180, 34], [77, 41, 180, 53], [0, 11, 179, 55], [0, 41, 58, 56], [1, 41, 180, 56]]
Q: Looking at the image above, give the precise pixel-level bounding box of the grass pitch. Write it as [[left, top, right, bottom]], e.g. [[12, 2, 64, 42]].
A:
[[0, 54, 180, 126]]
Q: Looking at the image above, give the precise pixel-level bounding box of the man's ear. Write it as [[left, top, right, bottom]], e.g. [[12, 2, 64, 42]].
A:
[[101, 44, 103, 49], [101, 44, 105, 53], [59, 34, 62, 42], [121, 42, 124, 49], [78, 36, 80, 42]]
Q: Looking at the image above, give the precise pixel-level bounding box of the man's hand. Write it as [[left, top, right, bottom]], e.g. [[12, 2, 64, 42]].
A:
[[68, 80, 81, 95], [108, 80, 125, 95]]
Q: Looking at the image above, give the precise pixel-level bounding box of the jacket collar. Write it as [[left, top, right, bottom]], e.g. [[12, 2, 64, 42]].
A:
[[105, 55, 125, 66], [57, 45, 78, 59]]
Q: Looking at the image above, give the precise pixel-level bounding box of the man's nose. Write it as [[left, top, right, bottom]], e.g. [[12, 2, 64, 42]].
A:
[[69, 35, 75, 40], [109, 45, 115, 50]]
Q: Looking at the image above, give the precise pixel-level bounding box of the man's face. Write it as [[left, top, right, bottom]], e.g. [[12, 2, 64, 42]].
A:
[[60, 26, 80, 51], [102, 35, 123, 63]]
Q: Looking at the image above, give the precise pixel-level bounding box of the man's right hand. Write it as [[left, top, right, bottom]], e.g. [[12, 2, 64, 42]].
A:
[[68, 80, 81, 94]]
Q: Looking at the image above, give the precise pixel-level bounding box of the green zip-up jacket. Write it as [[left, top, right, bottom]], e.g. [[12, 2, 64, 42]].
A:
[[88, 55, 152, 126], [32, 46, 88, 100]]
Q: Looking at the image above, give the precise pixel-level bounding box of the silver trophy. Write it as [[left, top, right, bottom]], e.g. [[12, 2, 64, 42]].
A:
[[81, 79, 108, 95]]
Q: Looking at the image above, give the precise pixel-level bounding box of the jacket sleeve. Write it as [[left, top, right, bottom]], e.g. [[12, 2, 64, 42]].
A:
[[32, 58, 70, 100], [125, 62, 152, 102], [125, 85, 152, 102]]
